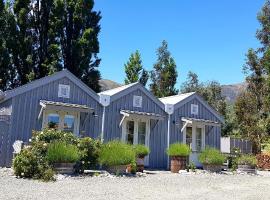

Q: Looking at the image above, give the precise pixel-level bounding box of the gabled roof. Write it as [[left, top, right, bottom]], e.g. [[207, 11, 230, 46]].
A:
[[159, 92, 195, 105], [1, 70, 99, 102], [159, 92, 224, 123], [99, 82, 165, 109]]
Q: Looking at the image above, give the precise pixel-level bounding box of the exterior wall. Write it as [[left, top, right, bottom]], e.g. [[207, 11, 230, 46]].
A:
[[103, 89, 168, 169], [0, 99, 12, 167], [3, 77, 102, 166], [169, 97, 221, 149]]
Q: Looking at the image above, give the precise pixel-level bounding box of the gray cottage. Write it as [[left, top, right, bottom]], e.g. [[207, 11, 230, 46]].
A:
[[0, 70, 103, 167], [99, 83, 168, 169], [160, 92, 224, 167]]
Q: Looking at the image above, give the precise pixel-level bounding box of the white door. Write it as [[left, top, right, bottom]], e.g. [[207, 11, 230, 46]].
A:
[[183, 124, 205, 167], [122, 119, 150, 166]]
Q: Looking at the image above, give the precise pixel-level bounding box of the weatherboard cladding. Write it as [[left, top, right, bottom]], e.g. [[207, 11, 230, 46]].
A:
[[0, 99, 12, 166], [169, 96, 221, 149], [1, 76, 102, 166], [103, 88, 168, 169]]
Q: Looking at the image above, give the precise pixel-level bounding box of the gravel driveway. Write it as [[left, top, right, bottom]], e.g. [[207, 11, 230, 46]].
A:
[[0, 168, 270, 200]]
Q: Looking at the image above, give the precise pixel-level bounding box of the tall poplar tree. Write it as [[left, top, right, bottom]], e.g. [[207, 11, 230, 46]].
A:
[[150, 40, 178, 97], [124, 50, 149, 86]]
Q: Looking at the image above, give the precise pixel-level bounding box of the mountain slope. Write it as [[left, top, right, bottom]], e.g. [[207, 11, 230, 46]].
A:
[[221, 82, 247, 103]]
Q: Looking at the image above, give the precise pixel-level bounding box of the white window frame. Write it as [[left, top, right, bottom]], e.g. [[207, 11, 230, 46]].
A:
[[58, 84, 70, 98], [183, 123, 205, 152], [191, 104, 199, 115], [133, 95, 143, 108], [42, 109, 80, 136], [121, 116, 150, 165]]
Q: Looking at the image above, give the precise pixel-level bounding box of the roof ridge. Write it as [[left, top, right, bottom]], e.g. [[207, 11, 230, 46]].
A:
[[159, 92, 195, 100]]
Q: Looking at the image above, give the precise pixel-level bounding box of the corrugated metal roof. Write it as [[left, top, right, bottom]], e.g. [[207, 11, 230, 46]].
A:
[[40, 100, 93, 112], [98, 82, 138, 96], [182, 117, 221, 125], [120, 110, 164, 120], [159, 92, 195, 105]]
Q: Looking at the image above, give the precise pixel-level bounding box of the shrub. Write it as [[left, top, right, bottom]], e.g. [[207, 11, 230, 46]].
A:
[[99, 140, 135, 166], [237, 154, 257, 166], [42, 168, 55, 182], [47, 142, 79, 163], [256, 154, 270, 169], [77, 137, 102, 170], [133, 144, 150, 158], [166, 143, 191, 157], [13, 148, 53, 180], [199, 147, 225, 165], [32, 129, 78, 145]]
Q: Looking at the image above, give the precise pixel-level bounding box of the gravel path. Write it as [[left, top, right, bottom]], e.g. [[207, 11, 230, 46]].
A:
[[0, 168, 270, 200]]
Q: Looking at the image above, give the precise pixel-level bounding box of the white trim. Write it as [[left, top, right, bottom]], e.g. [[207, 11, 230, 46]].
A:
[[101, 106, 106, 142], [42, 110, 80, 135], [167, 114, 171, 169]]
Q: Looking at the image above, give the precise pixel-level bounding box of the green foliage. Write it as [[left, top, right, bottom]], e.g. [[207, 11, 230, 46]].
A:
[[13, 148, 54, 181], [133, 144, 150, 157], [77, 137, 102, 170], [187, 162, 196, 172], [166, 143, 191, 157], [150, 40, 178, 97], [99, 140, 135, 166], [0, 0, 101, 92], [237, 154, 257, 166], [47, 142, 80, 163], [124, 50, 149, 86], [198, 147, 225, 165], [32, 129, 78, 145]]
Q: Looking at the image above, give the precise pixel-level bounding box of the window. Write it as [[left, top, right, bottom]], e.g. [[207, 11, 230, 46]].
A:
[[47, 113, 60, 129], [126, 121, 135, 144], [43, 110, 79, 135], [196, 128, 202, 152], [58, 84, 70, 98], [191, 104, 198, 115], [186, 127, 192, 149], [63, 115, 75, 133], [133, 96, 142, 108], [138, 122, 146, 145]]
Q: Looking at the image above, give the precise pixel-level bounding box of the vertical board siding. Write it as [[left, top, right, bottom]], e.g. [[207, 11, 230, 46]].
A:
[[104, 89, 168, 169], [170, 97, 221, 149], [0, 77, 102, 166], [230, 138, 252, 154], [0, 99, 12, 167]]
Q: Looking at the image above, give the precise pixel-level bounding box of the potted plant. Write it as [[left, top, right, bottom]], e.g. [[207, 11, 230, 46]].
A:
[[133, 144, 150, 172], [47, 141, 80, 174], [199, 147, 225, 173], [166, 143, 191, 173], [237, 154, 257, 174], [99, 140, 135, 174]]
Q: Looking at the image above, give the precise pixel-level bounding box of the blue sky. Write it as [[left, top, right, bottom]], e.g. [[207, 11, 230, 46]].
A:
[[94, 0, 264, 86]]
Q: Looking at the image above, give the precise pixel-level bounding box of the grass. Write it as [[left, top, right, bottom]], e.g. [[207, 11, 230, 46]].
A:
[[133, 144, 150, 157], [199, 147, 225, 165], [47, 141, 80, 163], [99, 140, 135, 166], [166, 143, 191, 157]]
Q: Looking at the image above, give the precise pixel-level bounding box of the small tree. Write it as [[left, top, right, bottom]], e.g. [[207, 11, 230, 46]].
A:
[[150, 40, 178, 97], [124, 50, 149, 86]]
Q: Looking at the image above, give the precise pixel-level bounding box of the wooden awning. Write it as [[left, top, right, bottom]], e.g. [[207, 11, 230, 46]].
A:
[[181, 117, 221, 132], [38, 100, 94, 119], [119, 110, 164, 126]]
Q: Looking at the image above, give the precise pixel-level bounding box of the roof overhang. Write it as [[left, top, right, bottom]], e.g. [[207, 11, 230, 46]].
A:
[[181, 117, 221, 129], [38, 100, 94, 119], [119, 110, 164, 127]]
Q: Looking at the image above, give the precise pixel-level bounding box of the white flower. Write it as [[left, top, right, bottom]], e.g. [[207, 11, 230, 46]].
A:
[[82, 161, 85, 164], [43, 143, 47, 147], [21, 172, 24, 176], [29, 139, 32, 142]]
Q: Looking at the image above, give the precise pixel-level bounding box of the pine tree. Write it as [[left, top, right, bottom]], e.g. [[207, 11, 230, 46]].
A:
[[150, 40, 178, 97], [124, 50, 149, 86], [180, 71, 201, 93]]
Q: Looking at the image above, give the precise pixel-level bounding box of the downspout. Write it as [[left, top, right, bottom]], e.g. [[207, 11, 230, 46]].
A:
[[167, 114, 171, 169], [101, 106, 106, 143], [165, 104, 174, 170], [99, 94, 110, 143]]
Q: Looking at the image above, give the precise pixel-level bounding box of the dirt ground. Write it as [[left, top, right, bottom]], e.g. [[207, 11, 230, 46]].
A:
[[0, 168, 270, 200]]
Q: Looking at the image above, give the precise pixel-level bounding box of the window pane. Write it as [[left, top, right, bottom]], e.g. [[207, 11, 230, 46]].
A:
[[47, 113, 60, 129], [63, 115, 75, 133], [196, 128, 202, 152], [186, 127, 192, 149], [138, 122, 146, 145], [126, 121, 134, 144]]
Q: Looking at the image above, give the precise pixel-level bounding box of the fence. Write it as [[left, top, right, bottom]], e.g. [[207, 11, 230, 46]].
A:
[[221, 137, 252, 154]]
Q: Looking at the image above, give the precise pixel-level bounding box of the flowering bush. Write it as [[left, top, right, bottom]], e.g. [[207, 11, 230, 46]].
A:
[[77, 137, 102, 171]]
